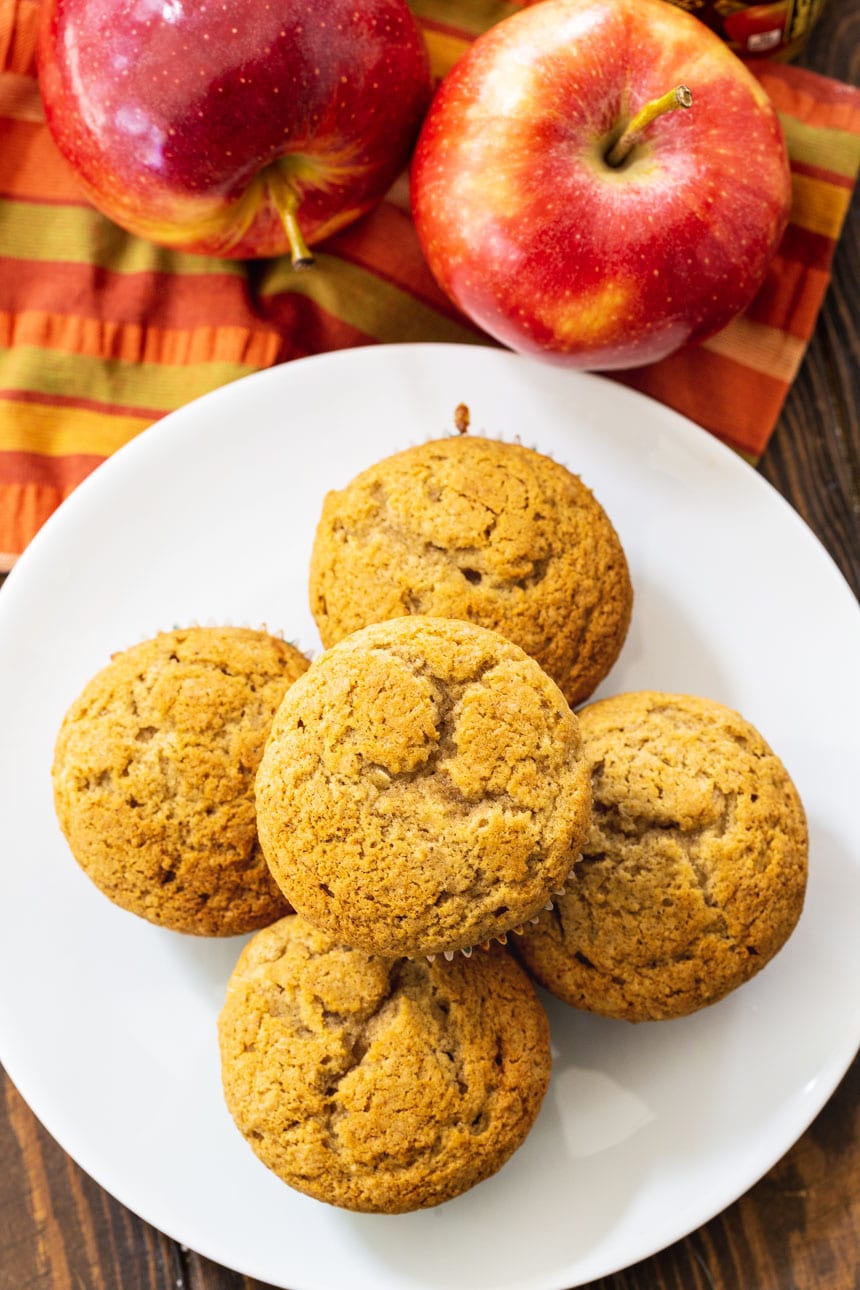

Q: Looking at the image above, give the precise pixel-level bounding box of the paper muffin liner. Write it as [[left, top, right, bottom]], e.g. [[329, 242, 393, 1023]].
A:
[[404, 420, 570, 475], [119, 616, 310, 653], [423, 885, 567, 961]]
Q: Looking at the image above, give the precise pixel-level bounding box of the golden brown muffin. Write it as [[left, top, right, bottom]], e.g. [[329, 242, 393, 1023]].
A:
[[308, 434, 632, 707], [255, 616, 591, 957], [218, 915, 551, 1212], [515, 691, 808, 1021], [52, 626, 309, 935]]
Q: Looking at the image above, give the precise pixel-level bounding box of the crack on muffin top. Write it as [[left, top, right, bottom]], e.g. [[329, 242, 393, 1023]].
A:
[[256, 618, 591, 956], [515, 691, 808, 1021], [52, 627, 309, 935], [218, 916, 551, 1211], [308, 436, 632, 706]]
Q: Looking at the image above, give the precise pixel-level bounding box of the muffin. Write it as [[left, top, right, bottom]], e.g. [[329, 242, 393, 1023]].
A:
[[515, 691, 808, 1021], [52, 626, 309, 935], [308, 434, 632, 706], [255, 616, 592, 957], [218, 914, 552, 1212]]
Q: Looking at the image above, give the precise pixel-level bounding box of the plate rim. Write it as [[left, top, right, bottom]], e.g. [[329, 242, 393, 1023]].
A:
[[0, 341, 858, 1290]]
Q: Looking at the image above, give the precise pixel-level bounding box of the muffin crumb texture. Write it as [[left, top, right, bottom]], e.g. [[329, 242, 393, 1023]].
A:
[[515, 691, 808, 1021], [52, 626, 309, 935], [308, 435, 632, 706], [218, 915, 551, 1212], [255, 616, 592, 957]]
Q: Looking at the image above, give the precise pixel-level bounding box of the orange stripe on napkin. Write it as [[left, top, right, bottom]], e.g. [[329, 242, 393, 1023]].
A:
[[0, 448, 103, 488], [0, 259, 265, 332], [0, 481, 70, 572], [0, 0, 40, 77], [0, 310, 280, 368], [0, 122, 92, 202], [0, 70, 42, 121], [615, 349, 790, 460], [760, 63, 860, 130], [746, 254, 832, 338]]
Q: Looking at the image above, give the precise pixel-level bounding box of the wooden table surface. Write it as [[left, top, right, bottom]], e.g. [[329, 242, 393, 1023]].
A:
[[1, 3, 858, 1286]]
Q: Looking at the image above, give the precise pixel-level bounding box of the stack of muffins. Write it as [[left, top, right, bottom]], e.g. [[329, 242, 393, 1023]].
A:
[[51, 427, 808, 1214]]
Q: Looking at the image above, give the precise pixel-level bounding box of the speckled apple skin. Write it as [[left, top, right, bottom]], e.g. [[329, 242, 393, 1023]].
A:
[[410, 0, 791, 370], [38, 0, 431, 258]]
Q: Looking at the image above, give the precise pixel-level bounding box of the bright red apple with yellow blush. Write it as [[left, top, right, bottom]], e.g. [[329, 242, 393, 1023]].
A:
[[410, 0, 791, 369], [38, 0, 431, 261]]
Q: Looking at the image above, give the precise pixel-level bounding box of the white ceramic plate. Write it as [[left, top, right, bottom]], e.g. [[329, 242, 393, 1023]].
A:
[[0, 343, 858, 1290]]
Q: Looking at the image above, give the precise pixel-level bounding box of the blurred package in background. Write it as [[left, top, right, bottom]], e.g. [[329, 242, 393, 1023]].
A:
[[663, 0, 827, 58]]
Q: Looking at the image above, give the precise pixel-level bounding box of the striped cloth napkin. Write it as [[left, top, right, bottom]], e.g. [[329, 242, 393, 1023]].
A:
[[1, 0, 858, 570]]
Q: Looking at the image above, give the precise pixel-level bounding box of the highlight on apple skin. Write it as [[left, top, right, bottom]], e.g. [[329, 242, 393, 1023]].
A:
[[410, 0, 792, 371], [38, 0, 432, 262]]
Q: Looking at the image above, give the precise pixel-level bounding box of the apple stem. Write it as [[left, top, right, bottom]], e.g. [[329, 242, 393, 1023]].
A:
[[268, 173, 315, 270], [606, 85, 693, 168]]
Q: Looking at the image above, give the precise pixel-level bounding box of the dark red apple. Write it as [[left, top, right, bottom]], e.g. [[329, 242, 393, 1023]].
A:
[[38, 0, 432, 262], [410, 0, 791, 370]]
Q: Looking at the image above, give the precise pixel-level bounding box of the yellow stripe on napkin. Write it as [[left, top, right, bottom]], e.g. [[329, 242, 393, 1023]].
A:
[[0, 400, 150, 458], [259, 253, 487, 348]]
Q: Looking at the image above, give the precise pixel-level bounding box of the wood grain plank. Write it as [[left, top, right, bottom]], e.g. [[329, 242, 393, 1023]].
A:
[[184, 1250, 272, 1289], [0, 1072, 183, 1290], [758, 190, 860, 595]]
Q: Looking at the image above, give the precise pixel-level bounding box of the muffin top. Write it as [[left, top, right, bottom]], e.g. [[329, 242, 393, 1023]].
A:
[[218, 914, 551, 1212], [255, 616, 592, 957], [515, 691, 808, 1021], [52, 626, 309, 935], [308, 434, 632, 706]]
